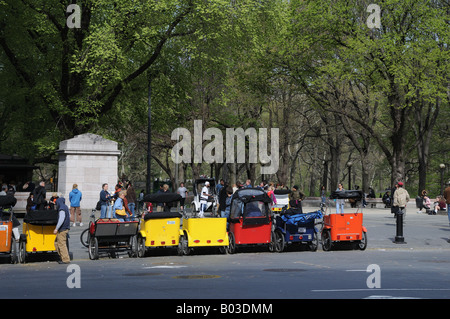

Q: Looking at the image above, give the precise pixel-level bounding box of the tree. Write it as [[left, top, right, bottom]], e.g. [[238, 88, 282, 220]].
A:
[[282, 0, 450, 189]]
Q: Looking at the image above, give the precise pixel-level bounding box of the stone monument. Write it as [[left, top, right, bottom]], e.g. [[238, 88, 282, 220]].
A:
[[57, 133, 120, 210]]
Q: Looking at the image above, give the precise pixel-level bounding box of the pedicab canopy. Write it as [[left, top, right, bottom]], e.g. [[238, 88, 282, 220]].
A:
[[142, 193, 182, 220], [143, 193, 182, 204], [230, 188, 272, 225], [273, 189, 291, 195], [280, 207, 323, 226], [0, 195, 17, 223], [23, 210, 59, 225], [329, 190, 363, 200], [0, 195, 17, 208]]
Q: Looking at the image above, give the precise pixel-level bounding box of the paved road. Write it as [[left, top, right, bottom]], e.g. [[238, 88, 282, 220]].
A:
[[1, 207, 450, 303]]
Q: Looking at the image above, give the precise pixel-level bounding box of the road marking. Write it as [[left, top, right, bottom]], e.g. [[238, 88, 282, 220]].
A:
[[312, 288, 450, 292], [144, 265, 187, 269], [293, 261, 331, 269]]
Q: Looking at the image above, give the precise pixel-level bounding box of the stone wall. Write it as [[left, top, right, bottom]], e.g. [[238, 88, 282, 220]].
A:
[[56, 133, 120, 210]]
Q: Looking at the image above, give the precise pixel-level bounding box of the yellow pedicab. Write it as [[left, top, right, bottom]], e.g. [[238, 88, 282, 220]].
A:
[[179, 197, 229, 256], [137, 193, 183, 257], [19, 209, 67, 263]]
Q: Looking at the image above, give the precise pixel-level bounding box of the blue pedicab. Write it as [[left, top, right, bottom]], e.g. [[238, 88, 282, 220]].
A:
[[273, 207, 323, 252]]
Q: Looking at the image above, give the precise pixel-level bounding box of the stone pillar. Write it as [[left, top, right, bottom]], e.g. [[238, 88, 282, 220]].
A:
[[57, 133, 120, 210]]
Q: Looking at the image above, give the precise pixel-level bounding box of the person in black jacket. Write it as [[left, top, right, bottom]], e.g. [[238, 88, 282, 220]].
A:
[[32, 181, 47, 210], [218, 181, 229, 217]]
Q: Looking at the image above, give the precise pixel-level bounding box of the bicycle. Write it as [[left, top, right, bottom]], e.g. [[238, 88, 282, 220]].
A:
[[80, 209, 96, 248]]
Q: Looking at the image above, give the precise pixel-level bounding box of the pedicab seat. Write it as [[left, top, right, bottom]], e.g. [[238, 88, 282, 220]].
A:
[[23, 210, 59, 225], [96, 218, 121, 223]]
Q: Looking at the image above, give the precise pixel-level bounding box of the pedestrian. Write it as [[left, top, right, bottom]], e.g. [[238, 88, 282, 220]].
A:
[[320, 185, 326, 208], [156, 184, 170, 212], [125, 181, 136, 219], [32, 181, 47, 210], [26, 192, 34, 213], [267, 185, 277, 205], [223, 186, 233, 220], [199, 181, 212, 218], [177, 182, 188, 211], [138, 189, 145, 212], [216, 179, 224, 195], [113, 190, 128, 221], [69, 184, 82, 226], [48, 192, 59, 210], [335, 183, 345, 214], [218, 181, 229, 217], [289, 185, 305, 211], [99, 183, 111, 219], [444, 181, 450, 226], [393, 181, 410, 219], [53, 197, 71, 264]]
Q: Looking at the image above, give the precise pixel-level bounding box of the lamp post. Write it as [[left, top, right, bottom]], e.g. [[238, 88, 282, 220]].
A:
[[146, 75, 152, 195], [440, 164, 445, 195], [347, 161, 353, 190]]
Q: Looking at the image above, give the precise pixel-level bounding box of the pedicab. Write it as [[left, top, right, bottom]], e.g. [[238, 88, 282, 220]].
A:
[[321, 190, 367, 251], [137, 193, 183, 257], [226, 188, 275, 254], [273, 207, 322, 252], [178, 212, 229, 256], [270, 189, 291, 213], [88, 215, 139, 260], [0, 195, 19, 263], [19, 209, 64, 263], [191, 177, 219, 217]]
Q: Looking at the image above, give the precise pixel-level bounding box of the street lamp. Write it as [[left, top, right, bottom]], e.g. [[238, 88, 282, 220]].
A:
[[440, 163, 445, 195], [347, 161, 353, 190]]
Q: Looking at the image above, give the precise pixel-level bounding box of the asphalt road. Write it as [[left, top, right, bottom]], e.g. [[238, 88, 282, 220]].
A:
[[2, 207, 450, 303]]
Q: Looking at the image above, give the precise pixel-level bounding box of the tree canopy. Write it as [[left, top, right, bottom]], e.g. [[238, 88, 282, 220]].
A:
[[1, 0, 449, 195]]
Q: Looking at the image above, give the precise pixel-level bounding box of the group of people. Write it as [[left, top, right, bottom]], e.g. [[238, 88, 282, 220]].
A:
[[196, 179, 307, 219], [99, 180, 137, 221], [417, 190, 447, 215], [331, 181, 414, 217], [25, 181, 84, 227], [3, 180, 80, 264]]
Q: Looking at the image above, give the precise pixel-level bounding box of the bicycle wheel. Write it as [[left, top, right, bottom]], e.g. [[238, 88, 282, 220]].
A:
[[80, 228, 90, 248]]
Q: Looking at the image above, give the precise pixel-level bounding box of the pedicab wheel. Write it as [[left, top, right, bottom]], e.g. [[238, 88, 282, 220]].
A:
[[273, 229, 285, 252], [227, 232, 236, 254], [358, 231, 367, 251], [137, 236, 146, 257], [308, 232, 319, 252], [88, 237, 99, 260], [18, 239, 27, 263], [177, 235, 189, 256], [218, 246, 228, 254], [10, 236, 18, 264], [128, 235, 138, 258], [321, 229, 333, 251], [80, 228, 90, 248]]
